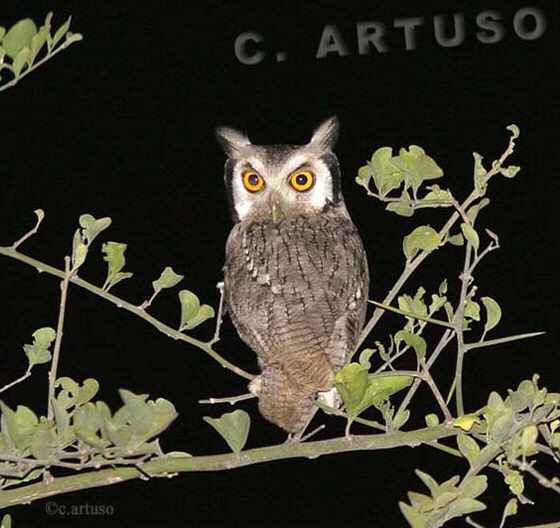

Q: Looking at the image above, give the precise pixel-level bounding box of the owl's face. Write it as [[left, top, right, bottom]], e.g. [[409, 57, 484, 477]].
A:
[[216, 117, 343, 223]]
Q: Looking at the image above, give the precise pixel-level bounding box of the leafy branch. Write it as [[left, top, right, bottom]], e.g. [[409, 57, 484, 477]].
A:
[[0, 13, 82, 93], [0, 219, 253, 381]]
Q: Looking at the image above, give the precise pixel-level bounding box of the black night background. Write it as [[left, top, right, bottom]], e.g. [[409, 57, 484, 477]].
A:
[[0, 1, 558, 527]]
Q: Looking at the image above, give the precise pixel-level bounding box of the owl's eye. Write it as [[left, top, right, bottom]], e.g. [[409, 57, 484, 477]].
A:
[[289, 170, 314, 192], [242, 170, 265, 192]]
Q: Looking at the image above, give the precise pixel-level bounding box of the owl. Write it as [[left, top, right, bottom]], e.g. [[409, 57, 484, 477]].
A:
[[217, 117, 369, 433]]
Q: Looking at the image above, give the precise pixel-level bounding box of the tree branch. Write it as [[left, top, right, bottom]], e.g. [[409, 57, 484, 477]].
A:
[[0, 424, 459, 509], [0, 246, 254, 381]]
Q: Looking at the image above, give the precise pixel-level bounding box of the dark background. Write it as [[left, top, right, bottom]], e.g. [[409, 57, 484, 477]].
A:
[[0, 1, 558, 527]]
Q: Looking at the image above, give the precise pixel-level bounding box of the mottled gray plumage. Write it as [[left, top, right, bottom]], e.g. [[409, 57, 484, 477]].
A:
[[217, 117, 369, 432]]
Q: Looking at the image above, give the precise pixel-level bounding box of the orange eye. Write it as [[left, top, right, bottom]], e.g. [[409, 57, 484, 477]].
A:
[[289, 170, 314, 192], [242, 170, 265, 192]]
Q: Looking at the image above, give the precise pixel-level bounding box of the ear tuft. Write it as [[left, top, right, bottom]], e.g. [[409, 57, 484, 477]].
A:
[[215, 126, 251, 157], [309, 116, 339, 150]]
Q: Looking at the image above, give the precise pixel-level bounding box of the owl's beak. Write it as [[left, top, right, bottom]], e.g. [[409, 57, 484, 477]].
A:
[[268, 194, 284, 225]]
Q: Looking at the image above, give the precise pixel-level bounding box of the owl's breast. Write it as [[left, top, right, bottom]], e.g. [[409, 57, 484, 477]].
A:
[[224, 211, 369, 361], [230, 214, 355, 294]]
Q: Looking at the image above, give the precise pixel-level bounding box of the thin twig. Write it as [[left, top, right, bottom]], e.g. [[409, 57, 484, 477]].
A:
[[368, 300, 454, 329], [198, 393, 255, 405], [396, 329, 455, 419], [0, 367, 32, 395], [208, 281, 225, 346], [465, 332, 545, 352], [11, 210, 44, 250], [453, 242, 473, 417], [47, 256, 72, 421]]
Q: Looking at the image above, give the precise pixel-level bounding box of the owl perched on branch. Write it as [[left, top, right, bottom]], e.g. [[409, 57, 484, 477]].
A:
[[217, 117, 369, 433]]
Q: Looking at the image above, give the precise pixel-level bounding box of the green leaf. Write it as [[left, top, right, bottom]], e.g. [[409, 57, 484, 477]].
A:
[[0, 402, 38, 451], [76, 378, 100, 406], [179, 290, 200, 324], [460, 223, 479, 251], [461, 475, 487, 499], [453, 414, 479, 432], [473, 153, 487, 191], [51, 399, 70, 441], [429, 293, 447, 315], [102, 241, 131, 290], [184, 304, 215, 330], [481, 297, 501, 334], [30, 27, 47, 61], [355, 165, 372, 190], [145, 398, 178, 439], [334, 363, 369, 416], [395, 330, 426, 359], [79, 214, 112, 245], [500, 498, 518, 528], [446, 233, 464, 246], [499, 165, 520, 179], [507, 124, 520, 139], [52, 16, 72, 48], [179, 290, 215, 330], [423, 184, 452, 202], [75, 426, 108, 448], [391, 146, 443, 194], [65, 32, 83, 44], [398, 288, 428, 322], [152, 267, 184, 294], [0, 27, 6, 42], [23, 327, 56, 365], [457, 434, 480, 468], [358, 348, 376, 369], [464, 300, 480, 321], [393, 408, 410, 430], [110, 390, 178, 448], [71, 227, 88, 270], [368, 374, 413, 408], [204, 410, 250, 454], [425, 414, 439, 427], [56, 377, 80, 409], [504, 469, 524, 497], [466, 198, 490, 223], [415, 469, 440, 496], [521, 424, 538, 456], [399, 502, 427, 528], [12, 46, 30, 78], [490, 409, 515, 443], [30, 421, 56, 460], [445, 498, 486, 519], [386, 201, 414, 217], [402, 225, 441, 260], [369, 146, 404, 195], [2, 19, 37, 59], [104, 418, 133, 448]]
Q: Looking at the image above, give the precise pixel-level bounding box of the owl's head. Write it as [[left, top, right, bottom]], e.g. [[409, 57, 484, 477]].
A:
[[216, 117, 343, 223]]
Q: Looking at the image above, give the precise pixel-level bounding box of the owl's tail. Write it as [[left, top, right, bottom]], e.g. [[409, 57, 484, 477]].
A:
[[256, 364, 318, 433]]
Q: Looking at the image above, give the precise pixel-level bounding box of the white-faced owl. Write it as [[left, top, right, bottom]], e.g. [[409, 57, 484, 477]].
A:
[[217, 117, 369, 433]]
